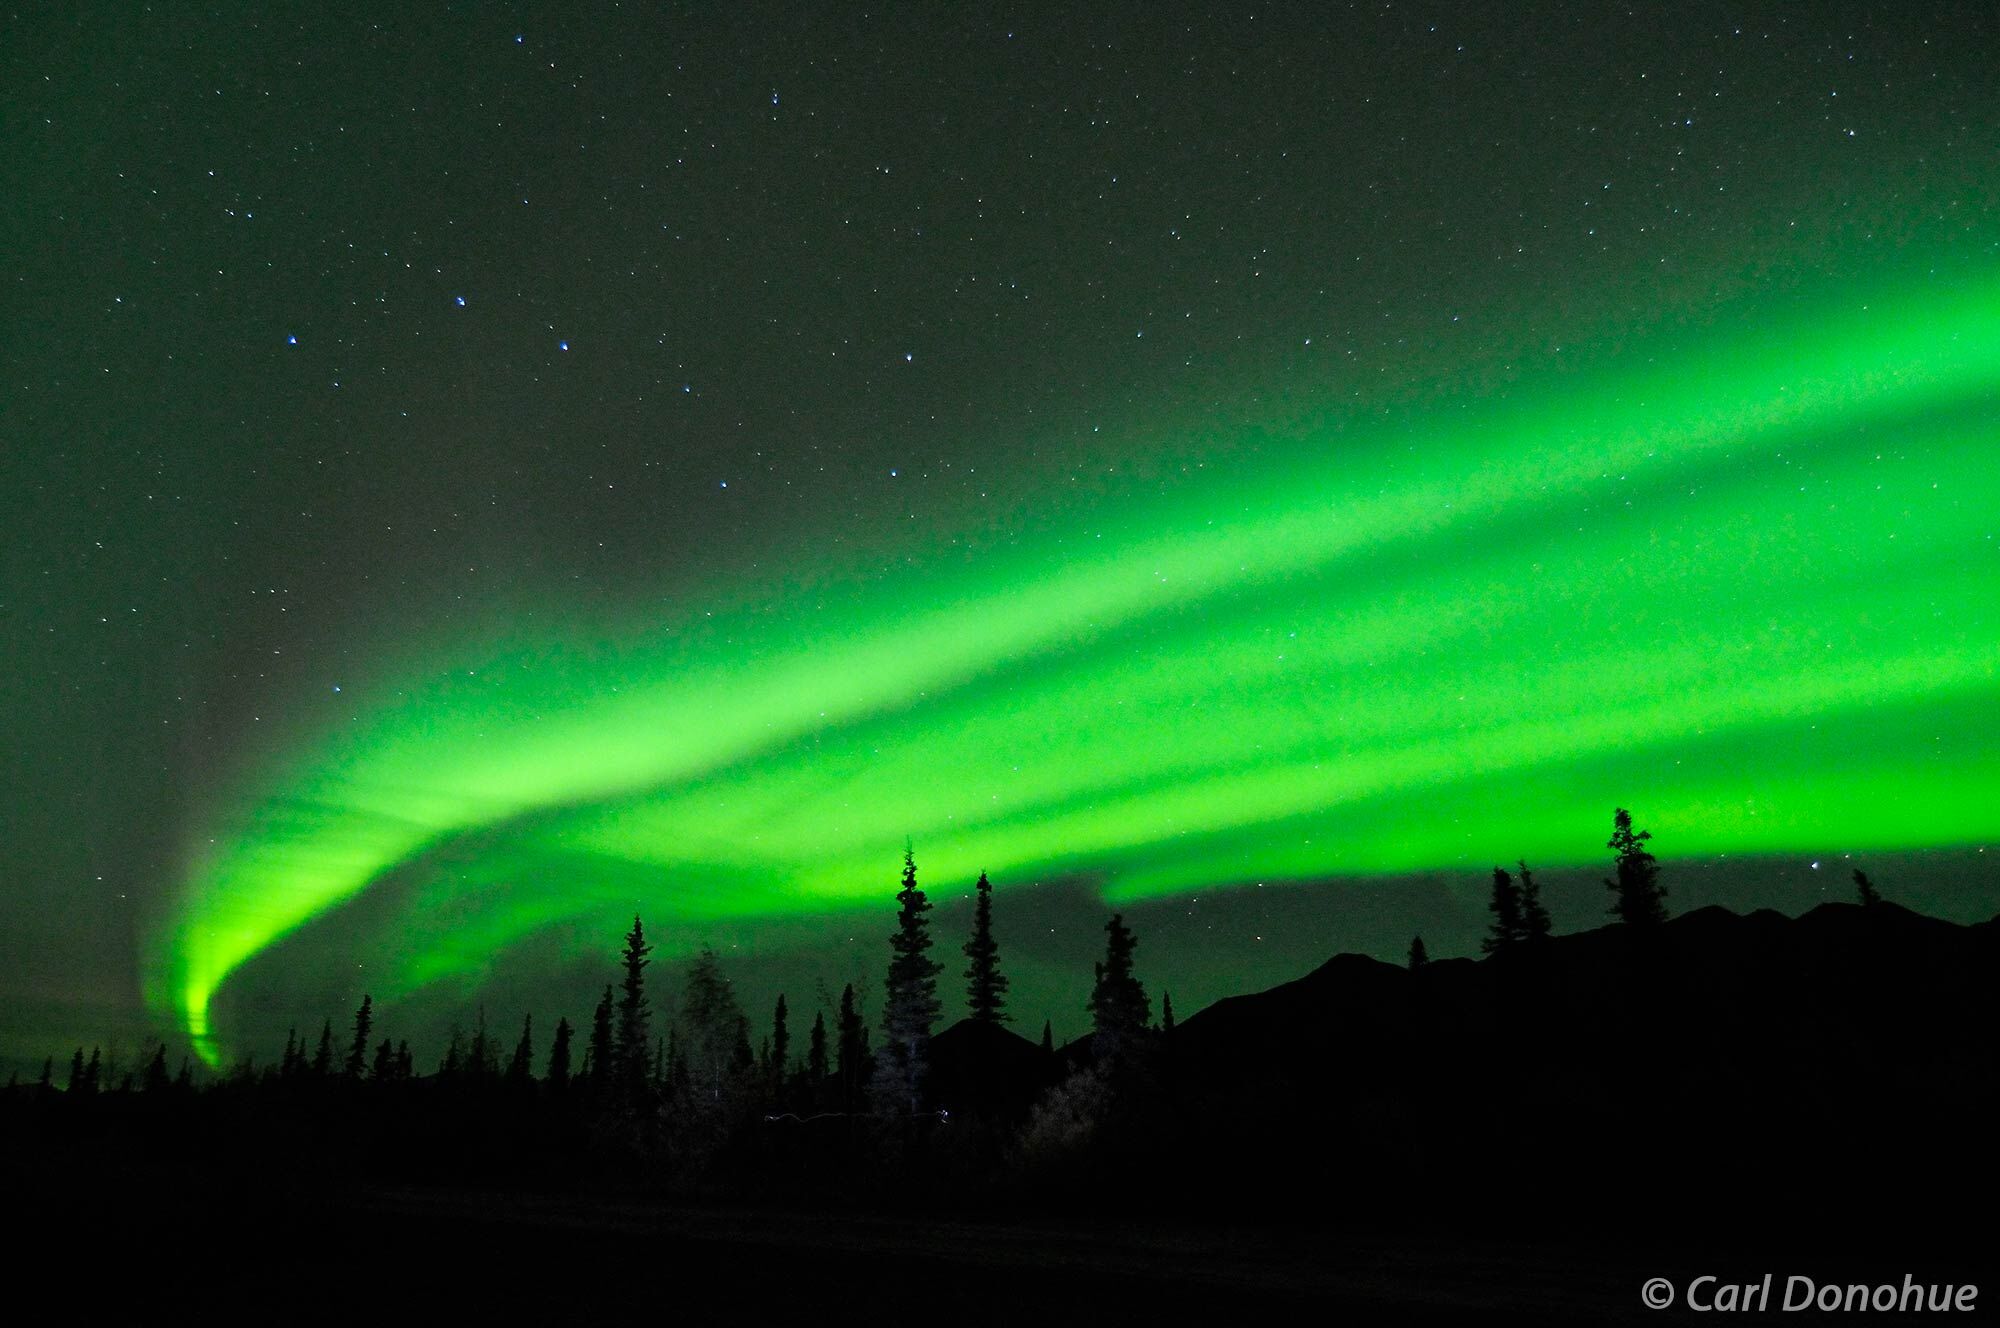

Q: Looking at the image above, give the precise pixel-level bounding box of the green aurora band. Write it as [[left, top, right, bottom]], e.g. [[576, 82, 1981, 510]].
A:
[[156, 271, 2000, 1063]]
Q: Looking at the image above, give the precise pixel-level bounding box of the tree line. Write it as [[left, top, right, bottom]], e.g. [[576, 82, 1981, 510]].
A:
[[26, 807, 1897, 1106], [1405, 806, 1889, 970]]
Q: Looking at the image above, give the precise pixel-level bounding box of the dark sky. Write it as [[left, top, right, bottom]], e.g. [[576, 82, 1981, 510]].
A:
[[5, 3, 1997, 1074]]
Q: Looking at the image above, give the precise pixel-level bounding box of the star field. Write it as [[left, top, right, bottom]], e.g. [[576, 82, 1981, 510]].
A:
[[3, 3, 1996, 1066]]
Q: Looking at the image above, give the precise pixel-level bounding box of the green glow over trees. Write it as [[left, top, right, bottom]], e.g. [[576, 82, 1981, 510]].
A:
[[154, 273, 2000, 1063]]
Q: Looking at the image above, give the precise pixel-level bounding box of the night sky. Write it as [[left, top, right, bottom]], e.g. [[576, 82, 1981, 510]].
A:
[[5, 3, 1997, 1073]]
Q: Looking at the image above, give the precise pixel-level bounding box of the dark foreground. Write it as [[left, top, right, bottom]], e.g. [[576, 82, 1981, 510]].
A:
[[18, 1175, 1989, 1325], [14, 900, 1994, 1321]]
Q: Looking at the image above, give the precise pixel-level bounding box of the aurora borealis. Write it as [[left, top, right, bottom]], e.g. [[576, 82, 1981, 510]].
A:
[[6, 5, 1998, 1070], [156, 272, 2000, 1061]]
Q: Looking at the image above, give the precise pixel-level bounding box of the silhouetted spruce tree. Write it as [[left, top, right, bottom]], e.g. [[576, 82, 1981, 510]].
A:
[[806, 1010, 828, 1079], [143, 1045, 170, 1093], [467, 1009, 495, 1082], [963, 870, 1010, 1024], [83, 1047, 101, 1094], [615, 915, 653, 1099], [877, 845, 943, 1113], [280, 1027, 302, 1079], [1854, 869, 1882, 908], [345, 994, 374, 1078], [395, 1041, 412, 1080], [1484, 867, 1524, 953], [836, 983, 870, 1111], [1161, 992, 1176, 1036], [38, 1057, 53, 1091], [174, 1058, 192, 1090], [1040, 1021, 1053, 1056], [1088, 913, 1151, 1063], [1517, 860, 1552, 942], [310, 1021, 335, 1077], [371, 1038, 396, 1082], [731, 1015, 755, 1075], [507, 1014, 534, 1085], [769, 994, 790, 1095], [586, 985, 615, 1087], [546, 1016, 573, 1090], [1408, 935, 1430, 970], [1605, 808, 1667, 925]]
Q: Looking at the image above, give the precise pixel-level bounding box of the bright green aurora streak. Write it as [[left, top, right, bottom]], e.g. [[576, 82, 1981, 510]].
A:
[[157, 273, 2000, 1062]]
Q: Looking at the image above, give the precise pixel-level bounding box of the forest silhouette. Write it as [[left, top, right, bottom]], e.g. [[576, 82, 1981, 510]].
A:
[[7, 809, 1994, 1318]]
